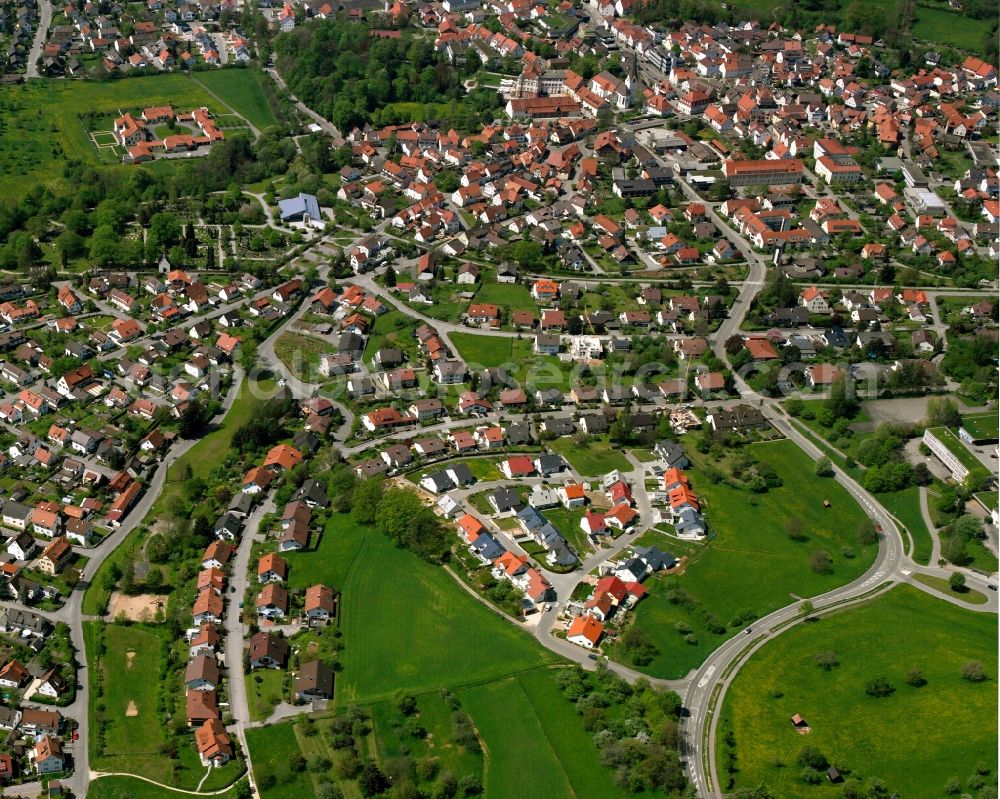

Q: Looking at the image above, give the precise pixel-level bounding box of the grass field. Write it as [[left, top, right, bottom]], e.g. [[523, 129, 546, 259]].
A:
[[622, 440, 877, 679], [246, 723, 315, 799], [911, 4, 993, 50], [361, 310, 421, 364], [274, 332, 330, 381], [912, 573, 989, 604], [86, 623, 242, 787], [879, 487, 933, 565], [461, 673, 637, 799], [718, 584, 998, 798], [296, 514, 556, 704], [191, 69, 280, 131], [89, 776, 246, 799], [0, 75, 230, 197], [548, 435, 632, 476], [473, 282, 538, 311], [450, 333, 576, 392], [87, 623, 166, 773]]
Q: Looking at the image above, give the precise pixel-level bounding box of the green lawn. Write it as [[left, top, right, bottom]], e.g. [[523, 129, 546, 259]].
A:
[[313, 515, 556, 704], [246, 723, 315, 799], [361, 309, 421, 364], [912, 573, 989, 605], [548, 436, 632, 477], [450, 333, 576, 392], [622, 440, 877, 679], [912, 4, 993, 50], [473, 282, 538, 312], [86, 623, 242, 787], [461, 674, 629, 799], [718, 584, 998, 798], [248, 668, 287, 722], [274, 332, 330, 381], [89, 776, 246, 799], [0, 74, 229, 198], [961, 412, 999, 442], [191, 68, 280, 131], [879, 487, 933, 565]]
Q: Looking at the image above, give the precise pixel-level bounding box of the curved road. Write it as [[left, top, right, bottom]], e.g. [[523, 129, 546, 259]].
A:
[[204, 180, 995, 799]]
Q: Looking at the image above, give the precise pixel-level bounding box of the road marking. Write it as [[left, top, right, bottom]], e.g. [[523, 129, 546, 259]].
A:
[[697, 665, 716, 688], [900, 568, 911, 576]]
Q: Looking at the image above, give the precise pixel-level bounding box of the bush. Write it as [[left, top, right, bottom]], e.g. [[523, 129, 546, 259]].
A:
[[814, 651, 840, 671], [961, 661, 986, 682], [864, 675, 895, 697], [906, 667, 927, 687], [809, 549, 834, 574], [796, 747, 828, 770]]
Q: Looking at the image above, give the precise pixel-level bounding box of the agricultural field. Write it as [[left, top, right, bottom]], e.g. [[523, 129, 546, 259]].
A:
[[717, 585, 998, 798], [191, 68, 280, 131], [302, 515, 556, 704], [618, 440, 877, 679], [0, 75, 237, 197]]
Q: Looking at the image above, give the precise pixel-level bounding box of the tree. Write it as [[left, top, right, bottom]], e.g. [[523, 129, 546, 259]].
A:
[[814, 651, 839, 671], [786, 518, 806, 541], [358, 763, 390, 797], [926, 398, 962, 428], [814, 457, 834, 477], [949, 572, 967, 592], [394, 691, 418, 716], [179, 399, 213, 438], [857, 518, 878, 546], [906, 667, 926, 687], [384, 265, 397, 287], [825, 375, 858, 419], [618, 628, 659, 666], [864, 675, 895, 697], [961, 660, 985, 682], [808, 550, 833, 574], [796, 747, 829, 771]]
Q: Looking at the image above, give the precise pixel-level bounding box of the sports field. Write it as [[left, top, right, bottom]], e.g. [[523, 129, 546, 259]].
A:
[[718, 584, 998, 798]]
